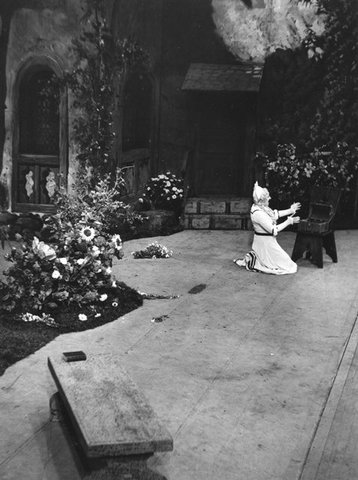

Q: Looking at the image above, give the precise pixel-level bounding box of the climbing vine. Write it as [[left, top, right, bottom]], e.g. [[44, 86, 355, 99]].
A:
[[66, 0, 149, 183]]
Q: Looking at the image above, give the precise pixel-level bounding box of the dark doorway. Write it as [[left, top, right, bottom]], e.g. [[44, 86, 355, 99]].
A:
[[195, 95, 245, 196], [122, 72, 152, 152]]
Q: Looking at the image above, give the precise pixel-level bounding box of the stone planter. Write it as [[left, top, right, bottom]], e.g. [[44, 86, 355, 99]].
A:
[[137, 209, 179, 236]]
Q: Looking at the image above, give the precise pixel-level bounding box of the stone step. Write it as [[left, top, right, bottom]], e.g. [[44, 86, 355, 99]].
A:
[[184, 197, 251, 215], [183, 197, 252, 230], [183, 213, 251, 230]]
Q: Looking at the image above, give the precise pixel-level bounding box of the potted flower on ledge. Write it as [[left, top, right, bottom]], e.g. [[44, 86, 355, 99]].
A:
[[136, 172, 185, 236]]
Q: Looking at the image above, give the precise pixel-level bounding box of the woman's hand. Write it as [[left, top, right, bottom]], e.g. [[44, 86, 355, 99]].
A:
[[290, 202, 301, 214], [287, 215, 300, 225]]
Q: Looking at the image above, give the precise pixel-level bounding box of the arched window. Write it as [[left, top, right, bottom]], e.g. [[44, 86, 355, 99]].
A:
[[122, 72, 152, 152], [19, 69, 59, 155], [13, 61, 66, 213]]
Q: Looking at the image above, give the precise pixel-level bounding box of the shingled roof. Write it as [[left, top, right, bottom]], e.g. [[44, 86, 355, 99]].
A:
[[182, 63, 263, 92]]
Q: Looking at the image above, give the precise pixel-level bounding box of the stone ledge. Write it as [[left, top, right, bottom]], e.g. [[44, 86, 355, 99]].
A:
[[183, 213, 251, 230], [184, 197, 251, 216]]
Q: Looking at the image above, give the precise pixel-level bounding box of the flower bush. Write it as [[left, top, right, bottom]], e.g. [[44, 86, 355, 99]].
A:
[[256, 142, 358, 209], [139, 172, 184, 216], [1, 219, 124, 314], [131, 241, 173, 259], [44, 169, 143, 241]]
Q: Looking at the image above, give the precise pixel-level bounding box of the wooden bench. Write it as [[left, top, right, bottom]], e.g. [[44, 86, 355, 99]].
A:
[[48, 353, 173, 479]]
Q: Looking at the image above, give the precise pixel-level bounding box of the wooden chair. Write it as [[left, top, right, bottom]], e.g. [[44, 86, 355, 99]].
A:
[[291, 187, 341, 268]]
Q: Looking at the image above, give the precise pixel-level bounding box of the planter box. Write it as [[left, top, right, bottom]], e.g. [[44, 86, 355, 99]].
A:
[[137, 210, 178, 235]]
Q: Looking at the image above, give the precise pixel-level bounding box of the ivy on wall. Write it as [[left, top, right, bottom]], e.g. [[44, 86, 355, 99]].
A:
[[65, 0, 149, 183]]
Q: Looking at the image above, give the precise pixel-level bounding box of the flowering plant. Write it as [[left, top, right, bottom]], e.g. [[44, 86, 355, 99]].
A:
[[256, 142, 358, 207], [1, 217, 124, 314], [131, 241, 173, 259], [139, 172, 184, 216], [48, 169, 143, 240]]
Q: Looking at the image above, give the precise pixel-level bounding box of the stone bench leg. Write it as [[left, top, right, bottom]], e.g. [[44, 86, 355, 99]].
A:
[[83, 453, 163, 480]]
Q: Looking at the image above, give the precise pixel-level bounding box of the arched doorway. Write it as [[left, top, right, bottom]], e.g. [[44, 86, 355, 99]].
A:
[[12, 59, 67, 213]]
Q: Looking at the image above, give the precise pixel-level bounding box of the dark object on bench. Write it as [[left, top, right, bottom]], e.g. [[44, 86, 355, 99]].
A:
[[292, 186, 341, 268], [48, 354, 173, 479], [62, 350, 87, 362]]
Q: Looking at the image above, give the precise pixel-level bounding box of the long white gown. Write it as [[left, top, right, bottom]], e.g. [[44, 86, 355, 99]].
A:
[[236, 205, 297, 275]]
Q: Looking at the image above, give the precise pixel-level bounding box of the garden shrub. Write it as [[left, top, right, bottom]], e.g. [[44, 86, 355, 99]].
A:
[[1, 221, 124, 315], [0, 169, 145, 317], [256, 142, 358, 214], [42, 169, 144, 242]]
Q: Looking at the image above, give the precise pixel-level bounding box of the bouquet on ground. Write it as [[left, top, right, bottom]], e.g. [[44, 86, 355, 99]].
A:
[[131, 241, 173, 259]]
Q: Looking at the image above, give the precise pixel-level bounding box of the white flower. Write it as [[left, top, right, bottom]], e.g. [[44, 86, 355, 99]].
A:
[[79, 226, 96, 242], [172, 195, 177, 199], [52, 270, 61, 279], [32, 237, 40, 252], [92, 246, 100, 257], [59, 257, 68, 265], [112, 301, 118, 307], [32, 237, 57, 260], [105, 267, 112, 275], [95, 313, 101, 318], [112, 280, 117, 287], [100, 293, 108, 302], [111, 234, 122, 250], [22, 313, 38, 322], [78, 314, 88, 321], [77, 258, 85, 265]]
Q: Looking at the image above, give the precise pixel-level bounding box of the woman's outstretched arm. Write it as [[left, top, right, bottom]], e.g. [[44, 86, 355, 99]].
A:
[[278, 202, 301, 218]]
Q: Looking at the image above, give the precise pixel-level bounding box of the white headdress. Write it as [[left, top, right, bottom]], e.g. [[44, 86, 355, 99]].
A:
[[252, 181, 268, 205], [252, 182, 265, 203]]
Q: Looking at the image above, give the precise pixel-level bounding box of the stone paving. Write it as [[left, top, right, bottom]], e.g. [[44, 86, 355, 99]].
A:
[[0, 229, 357, 480]]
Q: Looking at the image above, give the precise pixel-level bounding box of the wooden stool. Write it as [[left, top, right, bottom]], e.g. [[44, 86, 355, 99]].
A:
[[291, 230, 337, 268]]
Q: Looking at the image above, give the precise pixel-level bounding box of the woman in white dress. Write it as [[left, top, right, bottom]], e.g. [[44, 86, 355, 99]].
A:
[[234, 182, 301, 275]]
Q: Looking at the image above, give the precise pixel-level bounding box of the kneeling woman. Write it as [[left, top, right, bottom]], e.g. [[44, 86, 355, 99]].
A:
[[234, 182, 301, 275]]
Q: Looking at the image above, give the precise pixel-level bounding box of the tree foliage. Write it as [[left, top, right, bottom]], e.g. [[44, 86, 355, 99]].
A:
[[256, 0, 358, 217], [259, 0, 358, 151], [309, 0, 358, 147]]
